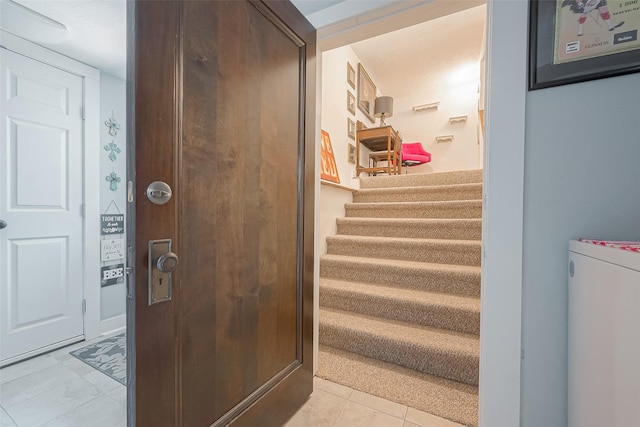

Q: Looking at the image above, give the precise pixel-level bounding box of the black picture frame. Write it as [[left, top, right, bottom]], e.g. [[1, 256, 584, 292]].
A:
[[529, 0, 640, 90]]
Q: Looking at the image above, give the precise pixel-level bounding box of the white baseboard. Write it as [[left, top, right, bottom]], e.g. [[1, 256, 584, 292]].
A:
[[100, 314, 126, 336]]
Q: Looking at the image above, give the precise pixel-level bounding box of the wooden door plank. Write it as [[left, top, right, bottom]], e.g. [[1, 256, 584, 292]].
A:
[[179, 2, 311, 425], [133, 1, 315, 426], [132, 2, 180, 426]]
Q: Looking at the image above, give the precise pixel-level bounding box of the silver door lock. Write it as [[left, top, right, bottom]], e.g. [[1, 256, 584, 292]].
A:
[[148, 239, 178, 305], [157, 252, 179, 273], [146, 181, 172, 205]]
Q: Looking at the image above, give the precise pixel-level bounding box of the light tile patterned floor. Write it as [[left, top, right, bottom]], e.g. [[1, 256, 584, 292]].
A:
[[0, 334, 126, 427], [1, 341, 463, 427], [285, 377, 466, 427]]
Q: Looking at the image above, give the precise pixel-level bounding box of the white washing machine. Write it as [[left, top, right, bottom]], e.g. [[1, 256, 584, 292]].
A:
[[568, 240, 640, 427]]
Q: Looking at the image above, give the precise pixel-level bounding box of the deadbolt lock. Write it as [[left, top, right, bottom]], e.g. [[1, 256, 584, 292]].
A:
[[146, 181, 172, 205]]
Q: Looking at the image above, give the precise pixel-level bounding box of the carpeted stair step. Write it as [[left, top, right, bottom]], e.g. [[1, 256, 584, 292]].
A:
[[359, 169, 483, 189], [353, 183, 482, 203], [320, 254, 480, 296], [320, 278, 480, 335], [319, 308, 479, 386], [326, 235, 481, 266], [317, 345, 478, 426], [336, 218, 482, 241], [345, 200, 482, 219]]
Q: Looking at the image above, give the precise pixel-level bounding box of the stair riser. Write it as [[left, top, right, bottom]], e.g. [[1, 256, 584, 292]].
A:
[[359, 170, 483, 189], [353, 187, 482, 203], [320, 260, 480, 297], [337, 223, 482, 241], [346, 204, 482, 219], [320, 324, 479, 386], [320, 288, 480, 335], [326, 240, 481, 266]]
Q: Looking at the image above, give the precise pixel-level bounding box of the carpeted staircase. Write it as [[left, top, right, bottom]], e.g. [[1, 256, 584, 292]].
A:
[[317, 169, 482, 427]]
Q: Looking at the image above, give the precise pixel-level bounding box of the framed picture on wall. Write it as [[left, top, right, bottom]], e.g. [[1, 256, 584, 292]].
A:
[[529, 0, 640, 90], [347, 143, 356, 164], [347, 91, 355, 115], [357, 63, 376, 123], [347, 62, 356, 89], [320, 130, 340, 184], [347, 118, 356, 140]]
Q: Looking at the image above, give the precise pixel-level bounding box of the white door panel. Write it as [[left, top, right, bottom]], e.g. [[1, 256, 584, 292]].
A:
[[11, 119, 70, 209], [1, 48, 84, 365]]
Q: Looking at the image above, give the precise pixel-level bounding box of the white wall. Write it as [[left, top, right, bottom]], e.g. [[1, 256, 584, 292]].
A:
[[318, 184, 352, 256], [321, 45, 384, 189], [99, 72, 127, 325], [480, 1, 527, 425], [392, 82, 481, 173], [322, 44, 482, 178], [485, 1, 640, 425], [521, 73, 640, 426]]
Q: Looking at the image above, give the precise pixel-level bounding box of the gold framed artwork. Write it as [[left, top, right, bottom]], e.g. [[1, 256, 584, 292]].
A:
[[320, 130, 340, 183], [347, 62, 356, 89], [357, 63, 376, 123], [347, 91, 355, 115], [347, 118, 355, 140], [347, 143, 356, 164]]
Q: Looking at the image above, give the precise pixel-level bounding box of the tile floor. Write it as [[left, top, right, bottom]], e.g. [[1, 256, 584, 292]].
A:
[[1, 342, 463, 427], [0, 336, 126, 427], [285, 377, 466, 427]]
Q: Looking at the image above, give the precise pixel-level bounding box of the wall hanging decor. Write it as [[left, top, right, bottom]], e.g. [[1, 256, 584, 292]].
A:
[[347, 118, 356, 140], [529, 0, 640, 90], [101, 238, 125, 262], [347, 143, 356, 164], [347, 62, 356, 89], [101, 200, 124, 235], [320, 130, 340, 184], [101, 263, 125, 287], [104, 110, 121, 137], [347, 90, 356, 115], [357, 63, 377, 123], [104, 141, 121, 162], [106, 171, 121, 191]]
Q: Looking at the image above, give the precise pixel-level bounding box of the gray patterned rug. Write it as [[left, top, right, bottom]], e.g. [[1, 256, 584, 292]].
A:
[[70, 333, 126, 385]]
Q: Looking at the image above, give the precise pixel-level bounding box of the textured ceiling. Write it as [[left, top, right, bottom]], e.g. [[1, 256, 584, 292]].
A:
[[8, 0, 126, 79], [350, 4, 486, 99], [3, 0, 485, 93]]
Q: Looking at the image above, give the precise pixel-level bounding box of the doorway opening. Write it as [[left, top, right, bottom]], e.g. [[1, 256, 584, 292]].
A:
[[307, 2, 487, 426]]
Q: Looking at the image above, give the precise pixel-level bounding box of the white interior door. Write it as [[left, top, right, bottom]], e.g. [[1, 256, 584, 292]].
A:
[[0, 48, 85, 366]]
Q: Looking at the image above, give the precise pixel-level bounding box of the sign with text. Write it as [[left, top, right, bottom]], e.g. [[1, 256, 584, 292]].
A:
[[101, 238, 125, 262], [101, 214, 125, 235], [101, 263, 125, 287], [554, 0, 640, 64]]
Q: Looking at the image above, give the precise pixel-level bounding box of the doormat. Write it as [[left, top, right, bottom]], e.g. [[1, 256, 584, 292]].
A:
[[70, 333, 126, 385]]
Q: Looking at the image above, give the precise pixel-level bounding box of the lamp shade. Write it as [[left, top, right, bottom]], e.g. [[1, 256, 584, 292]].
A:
[[374, 96, 394, 118]]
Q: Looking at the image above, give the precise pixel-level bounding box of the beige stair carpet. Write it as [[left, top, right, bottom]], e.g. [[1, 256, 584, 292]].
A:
[[317, 169, 482, 427]]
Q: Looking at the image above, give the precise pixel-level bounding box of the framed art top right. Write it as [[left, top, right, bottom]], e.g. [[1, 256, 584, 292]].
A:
[[529, 0, 640, 90]]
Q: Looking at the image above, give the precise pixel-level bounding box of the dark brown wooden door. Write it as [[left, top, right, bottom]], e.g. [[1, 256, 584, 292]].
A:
[[128, 1, 315, 426]]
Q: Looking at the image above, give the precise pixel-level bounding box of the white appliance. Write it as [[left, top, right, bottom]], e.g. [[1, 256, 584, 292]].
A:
[[568, 240, 640, 427]]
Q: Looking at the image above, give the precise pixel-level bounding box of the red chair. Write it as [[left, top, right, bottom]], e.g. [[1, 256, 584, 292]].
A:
[[402, 142, 431, 167]]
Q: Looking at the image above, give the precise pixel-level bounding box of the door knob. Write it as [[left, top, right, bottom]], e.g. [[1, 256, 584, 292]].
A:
[[0, 220, 6, 229], [156, 252, 179, 273]]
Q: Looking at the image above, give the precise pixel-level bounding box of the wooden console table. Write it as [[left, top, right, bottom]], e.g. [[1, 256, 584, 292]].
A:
[[355, 121, 402, 176]]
